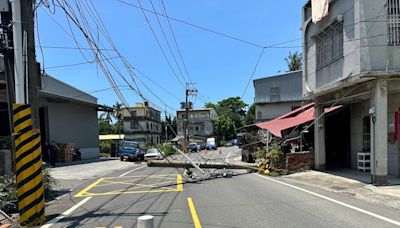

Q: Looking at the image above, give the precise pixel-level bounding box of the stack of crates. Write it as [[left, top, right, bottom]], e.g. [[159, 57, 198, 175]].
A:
[[56, 143, 74, 163]]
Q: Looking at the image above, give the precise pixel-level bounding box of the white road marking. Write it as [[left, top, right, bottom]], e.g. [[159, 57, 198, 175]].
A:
[[41, 196, 92, 228], [255, 174, 400, 226], [119, 165, 146, 177]]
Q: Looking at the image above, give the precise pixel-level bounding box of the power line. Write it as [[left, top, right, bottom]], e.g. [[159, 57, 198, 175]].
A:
[[35, 45, 116, 51], [136, 0, 186, 88], [46, 56, 119, 69], [241, 48, 265, 99], [159, 0, 192, 83], [148, 0, 189, 84], [116, 0, 266, 48]]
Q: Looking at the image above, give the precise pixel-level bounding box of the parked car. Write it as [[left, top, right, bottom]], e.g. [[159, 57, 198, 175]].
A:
[[118, 141, 145, 161], [188, 143, 198, 152], [199, 142, 206, 150], [225, 139, 237, 147], [224, 141, 233, 147], [206, 137, 217, 150], [144, 148, 163, 161]]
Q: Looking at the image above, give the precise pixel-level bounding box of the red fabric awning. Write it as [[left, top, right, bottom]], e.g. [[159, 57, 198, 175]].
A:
[[255, 104, 341, 138]]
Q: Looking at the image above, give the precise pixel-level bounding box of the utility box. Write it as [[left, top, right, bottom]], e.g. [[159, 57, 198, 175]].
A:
[[0, 0, 9, 12]]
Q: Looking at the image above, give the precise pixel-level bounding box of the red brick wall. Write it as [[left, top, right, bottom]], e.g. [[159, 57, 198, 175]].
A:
[[285, 152, 314, 171]]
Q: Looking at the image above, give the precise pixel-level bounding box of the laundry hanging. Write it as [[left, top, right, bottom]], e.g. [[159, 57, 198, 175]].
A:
[[312, 0, 329, 23]]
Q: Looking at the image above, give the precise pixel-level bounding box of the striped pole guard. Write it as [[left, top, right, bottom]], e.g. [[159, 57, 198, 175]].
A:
[[13, 104, 45, 226]]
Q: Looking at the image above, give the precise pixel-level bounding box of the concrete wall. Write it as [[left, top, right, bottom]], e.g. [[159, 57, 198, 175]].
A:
[[303, 0, 400, 96], [255, 101, 304, 122], [176, 109, 215, 137], [349, 102, 370, 169], [123, 118, 162, 144], [43, 99, 99, 160]]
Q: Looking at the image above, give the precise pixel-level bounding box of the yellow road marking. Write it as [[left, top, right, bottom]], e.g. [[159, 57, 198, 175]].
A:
[[83, 189, 178, 196], [106, 174, 177, 179], [74, 178, 105, 197], [74, 174, 183, 197], [177, 175, 183, 191], [94, 181, 177, 194], [97, 179, 176, 188], [187, 197, 202, 228]]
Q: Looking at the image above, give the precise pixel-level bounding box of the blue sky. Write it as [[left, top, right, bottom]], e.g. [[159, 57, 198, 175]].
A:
[[36, 1, 304, 116]]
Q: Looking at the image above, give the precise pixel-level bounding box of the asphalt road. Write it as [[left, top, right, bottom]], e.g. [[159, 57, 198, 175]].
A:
[[42, 147, 400, 228]]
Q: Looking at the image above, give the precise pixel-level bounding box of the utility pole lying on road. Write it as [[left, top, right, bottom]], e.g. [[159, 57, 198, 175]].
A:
[[147, 160, 259, 170]]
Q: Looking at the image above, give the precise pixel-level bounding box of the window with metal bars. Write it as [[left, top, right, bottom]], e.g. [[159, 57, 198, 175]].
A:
[[388, 0, 400, 45], [270, 86, 280, 102], [316, 22, 344, 70]]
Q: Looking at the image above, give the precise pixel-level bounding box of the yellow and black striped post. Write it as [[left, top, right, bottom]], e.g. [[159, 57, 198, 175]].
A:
[[12, 104, 45, 226]]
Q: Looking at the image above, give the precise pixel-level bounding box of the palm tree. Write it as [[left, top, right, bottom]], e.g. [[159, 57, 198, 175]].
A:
[[112, 102, 124, 134], [285, 51, 302, 71], [100, 110, 113, 124]]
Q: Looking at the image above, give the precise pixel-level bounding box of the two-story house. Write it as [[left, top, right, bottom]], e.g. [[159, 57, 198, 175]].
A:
[[303, 0, 400, 184], [176, 108, 217, 141], [253, 70, 306, 122], [122, 102, 162, 145]]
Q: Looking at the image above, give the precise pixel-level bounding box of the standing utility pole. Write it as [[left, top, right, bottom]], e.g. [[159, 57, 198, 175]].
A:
[[164, 107, 168, 143], [11, 0, 24, 103], [8, 0, 45, 225], [183, 83, 197, 152]]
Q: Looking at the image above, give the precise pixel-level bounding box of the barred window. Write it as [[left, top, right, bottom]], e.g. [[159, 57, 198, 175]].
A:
[[316, 22, 343, 70], [362, 116, 371, 151], [388, 0, 400, 45], [270, 86, 280, 102], [131, 121, 139, 129]]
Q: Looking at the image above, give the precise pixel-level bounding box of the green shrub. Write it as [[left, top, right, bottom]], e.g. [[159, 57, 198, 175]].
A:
[[160, 143, 176, 156], [0, 175, 17, 214], [99, 140, 112, 153], [266, 144, 283, 169], [43, 166, 59, 201], [255, 147, 267, 161], [267, 171, 280, 177], [0, 166, 58, 213]]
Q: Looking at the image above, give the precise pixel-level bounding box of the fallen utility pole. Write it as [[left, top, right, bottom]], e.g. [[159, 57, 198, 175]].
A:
[[147, 160, 259, 170], [176, 149, 205, 174]]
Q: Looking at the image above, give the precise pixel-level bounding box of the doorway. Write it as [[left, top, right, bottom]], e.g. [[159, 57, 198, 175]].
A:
[[325, 106, 351, 169]]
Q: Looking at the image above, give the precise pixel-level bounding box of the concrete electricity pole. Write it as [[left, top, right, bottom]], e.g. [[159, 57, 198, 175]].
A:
[[164, 108, 168, 143], [183, 83, 197, 152]]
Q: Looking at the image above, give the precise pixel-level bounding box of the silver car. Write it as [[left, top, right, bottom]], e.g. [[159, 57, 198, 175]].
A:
[[144, 149, 163, 161]]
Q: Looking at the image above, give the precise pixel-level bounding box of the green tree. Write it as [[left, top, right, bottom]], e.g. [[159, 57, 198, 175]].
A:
[[205, 97, 248, 141], [217, 97, 247, 129], [245, 104, 256, 125], [112, 102, 124, 134], [285, 51, 302, 71], [98, 118, 115, 135], [214, 115, 236, 143]]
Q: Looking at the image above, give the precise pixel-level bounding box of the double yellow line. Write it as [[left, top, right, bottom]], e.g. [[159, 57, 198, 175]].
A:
[[187, 197, 202, 228]]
